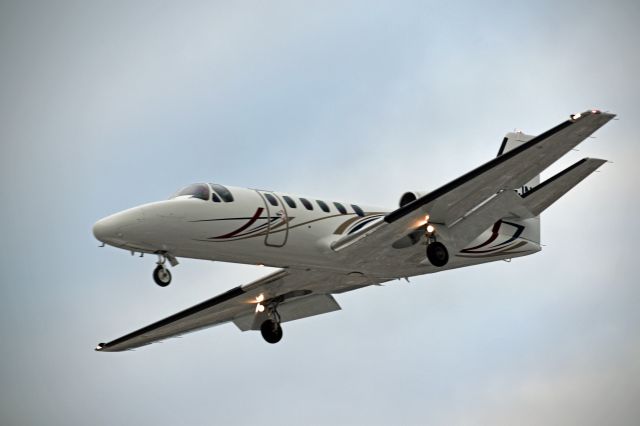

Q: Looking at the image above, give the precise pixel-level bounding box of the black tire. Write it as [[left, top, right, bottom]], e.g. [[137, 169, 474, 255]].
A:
[[260, 320, 283, 344], [153, 265, 172, 287], [426, 242, 449, 267]]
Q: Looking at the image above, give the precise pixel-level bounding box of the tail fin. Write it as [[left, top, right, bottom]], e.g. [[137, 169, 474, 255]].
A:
[[498, 132, 540, 192], [498, 132, 541, 244]]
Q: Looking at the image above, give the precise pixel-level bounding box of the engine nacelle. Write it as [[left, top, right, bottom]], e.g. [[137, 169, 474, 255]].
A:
[[399, 191, 427, 207]]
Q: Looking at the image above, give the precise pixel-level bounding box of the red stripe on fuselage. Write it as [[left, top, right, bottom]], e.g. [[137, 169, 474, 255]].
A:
[[211, 207, 265, 239]]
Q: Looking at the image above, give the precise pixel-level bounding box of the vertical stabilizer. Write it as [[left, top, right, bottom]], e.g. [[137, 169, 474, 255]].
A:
[[498, 131, 540, 243]]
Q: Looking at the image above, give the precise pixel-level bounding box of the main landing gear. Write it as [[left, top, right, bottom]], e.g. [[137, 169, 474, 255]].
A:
[[260, 319, 283, 344], [257, 298, 284, 344], [426, 241, 449, 267], [424, 224, 449, 267], [152, 253, 178, 287]]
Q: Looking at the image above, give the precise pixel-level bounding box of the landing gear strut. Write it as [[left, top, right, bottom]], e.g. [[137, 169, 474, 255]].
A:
[[153, 254, 172, 287]]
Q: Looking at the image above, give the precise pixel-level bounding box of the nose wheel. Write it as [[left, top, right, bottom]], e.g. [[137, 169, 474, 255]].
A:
[[153, 265, 172, 287], [152, 253, 176, 287]]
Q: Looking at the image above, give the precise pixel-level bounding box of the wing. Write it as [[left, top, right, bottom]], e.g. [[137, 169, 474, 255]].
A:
[[96, 268, 384, 352], [332, 110, 614, 262]]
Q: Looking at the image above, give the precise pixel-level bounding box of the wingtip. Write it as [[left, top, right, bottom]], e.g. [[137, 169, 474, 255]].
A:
[[588, 109, 616, 119], [569, 109, 616, 128], [95, 343, 106, 352]]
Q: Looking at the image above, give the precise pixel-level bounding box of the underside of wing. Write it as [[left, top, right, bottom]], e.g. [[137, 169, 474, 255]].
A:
[[385, 110, 614, 227], [332, 109, 614, 267], [96, 269, 383, 352]]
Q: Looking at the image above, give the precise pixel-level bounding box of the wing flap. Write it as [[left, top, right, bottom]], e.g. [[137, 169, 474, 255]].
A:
[[233, 294, 341, 331]]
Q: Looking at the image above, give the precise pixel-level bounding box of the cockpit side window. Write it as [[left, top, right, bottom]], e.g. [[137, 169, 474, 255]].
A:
[[210, 183, 234, 202], [172, 183, 210, 201]]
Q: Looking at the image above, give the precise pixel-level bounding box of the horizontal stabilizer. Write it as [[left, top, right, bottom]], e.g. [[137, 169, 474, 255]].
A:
[[522, 158, 606, 216]]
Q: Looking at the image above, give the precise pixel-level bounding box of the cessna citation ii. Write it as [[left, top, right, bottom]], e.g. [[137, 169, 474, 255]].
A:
[[93, 109, 614, 351]]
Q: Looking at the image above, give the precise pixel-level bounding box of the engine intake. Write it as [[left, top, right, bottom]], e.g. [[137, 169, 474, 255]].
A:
[[399, 191, 427, 207]]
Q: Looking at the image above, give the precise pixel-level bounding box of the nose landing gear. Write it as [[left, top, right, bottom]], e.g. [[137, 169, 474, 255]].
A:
[[152, 253, 178, 287], [153, 265, 172, 287]]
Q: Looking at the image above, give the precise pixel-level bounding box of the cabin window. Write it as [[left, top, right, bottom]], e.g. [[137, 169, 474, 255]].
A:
[[300, 198, 313, 210], [264, 193, 278, 206], [351, 204, 365, 217], [283, 195, 297, 208], [172, 183, 210, 201], [209, 183, 234, 202], [316, 200, 330, 213], [334, 202, 347, 214]]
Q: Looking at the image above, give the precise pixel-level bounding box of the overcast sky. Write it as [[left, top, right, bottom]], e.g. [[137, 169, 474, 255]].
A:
[[1, 1, 639, 425]]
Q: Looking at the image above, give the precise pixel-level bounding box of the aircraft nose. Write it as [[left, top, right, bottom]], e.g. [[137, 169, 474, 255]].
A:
[[92, 215, 121, 243], [93, 207, 145, 245]]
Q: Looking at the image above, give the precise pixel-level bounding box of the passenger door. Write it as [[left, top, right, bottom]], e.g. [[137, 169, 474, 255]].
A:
[[255, 191, 289, 247]]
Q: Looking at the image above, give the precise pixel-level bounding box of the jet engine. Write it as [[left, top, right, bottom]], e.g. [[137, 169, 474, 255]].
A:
[[398, 191, 427, 207]]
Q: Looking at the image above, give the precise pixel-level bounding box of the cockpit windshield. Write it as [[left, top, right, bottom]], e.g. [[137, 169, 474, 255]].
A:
[[171, 183, 210, 201]]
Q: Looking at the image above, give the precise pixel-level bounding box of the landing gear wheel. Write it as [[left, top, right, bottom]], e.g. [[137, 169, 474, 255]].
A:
[[426, 241, 449, 267], [153, 265, 172, 287], [260, 320, 283, 344]]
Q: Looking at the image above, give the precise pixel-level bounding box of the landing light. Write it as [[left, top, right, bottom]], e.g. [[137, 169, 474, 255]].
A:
[[426, 224, 435, 233], [571, 113, 582, 120], [255, 293, 266, 313], [416, 214, 430, 227]]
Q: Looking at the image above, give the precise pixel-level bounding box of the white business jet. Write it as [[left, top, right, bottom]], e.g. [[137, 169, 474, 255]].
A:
[[94, 109, 614, 351]]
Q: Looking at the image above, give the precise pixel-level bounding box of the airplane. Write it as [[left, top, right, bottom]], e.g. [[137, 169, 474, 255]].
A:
[[93, 109, 614, 351]]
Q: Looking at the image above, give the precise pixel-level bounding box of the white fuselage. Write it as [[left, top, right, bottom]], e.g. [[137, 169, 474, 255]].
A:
[[93, 184, 541, 279]]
